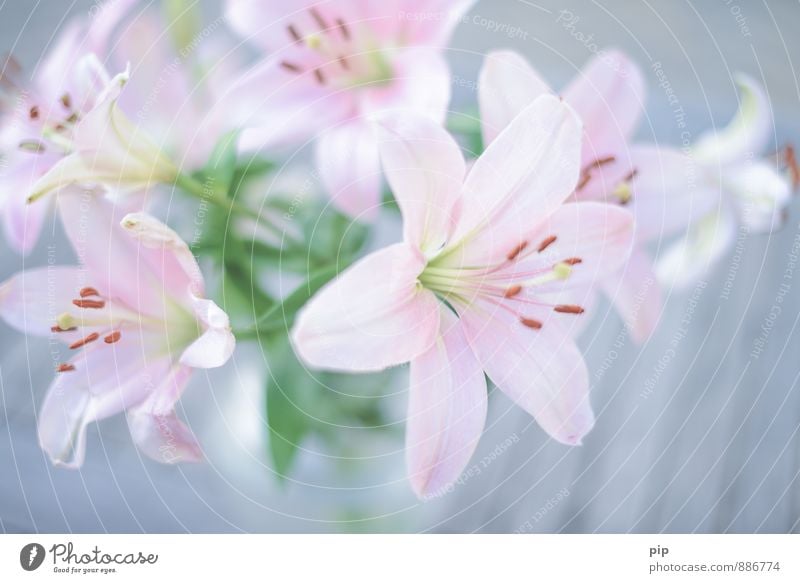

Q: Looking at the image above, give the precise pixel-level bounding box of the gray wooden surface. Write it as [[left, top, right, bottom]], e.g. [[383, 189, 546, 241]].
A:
[[1, 0, 799, 533]]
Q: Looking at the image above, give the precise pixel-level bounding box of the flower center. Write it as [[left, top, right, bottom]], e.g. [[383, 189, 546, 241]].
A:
[[419, 235, 586, 330], [279, 8, 393, 90]]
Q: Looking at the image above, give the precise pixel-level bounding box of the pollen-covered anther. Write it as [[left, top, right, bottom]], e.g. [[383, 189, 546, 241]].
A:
[[785, 144, 800, 190], [104, 331, 121, 344], [563, 257, 582, 265], [79, 286, 100, 298], [520, 317, 543, 329], [29, 105, 39, 119], [56, 363, 75, 372], [280, 61, 302, 73], [69, 332, 99, 349], [18, 139, 45, 153], [287, 24, 302, 43], [56, 312, 76, 330], [506, 241, 528, 261], [73, 298, 105, 309], [504, 284, 522, 298], [537, 235, 557, 253], [591, 155, 616, 168], [554, 304, 585, 314], [51, 325, 76, 332], [60, 93, 72, 109], [313, 68, 326, 85], [553, 262, 573, 279]]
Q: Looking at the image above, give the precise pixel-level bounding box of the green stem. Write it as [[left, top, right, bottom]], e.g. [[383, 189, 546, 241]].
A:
[[175, 173, 300, 245]]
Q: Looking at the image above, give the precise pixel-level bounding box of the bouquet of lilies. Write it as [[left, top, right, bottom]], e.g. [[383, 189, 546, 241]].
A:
[[0, 0, 795, 498]]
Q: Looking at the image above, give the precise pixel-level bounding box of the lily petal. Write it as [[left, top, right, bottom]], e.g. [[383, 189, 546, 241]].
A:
[[563, 49, 646, 165], [656, 208, 738, 288], [479, 49, 552, 145], [127, 365, 203, 464], [629, 145, 721, 241], [602, 248, 662, 343], [180, 296, 235, 369], [38, 337, 171, 468], [450, 95, 583, 267], [694, 74, 773, 166], [315, 120, 382, 220], [292, 243, 441, 372], [376, 113, 465, 254], [459, 301, 594, 445], [406, 307, 487, 499], [723, 160, 791, 233]]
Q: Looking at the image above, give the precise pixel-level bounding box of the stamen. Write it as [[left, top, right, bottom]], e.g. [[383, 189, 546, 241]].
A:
[[563, 257, 583, 265], [507, 241, 528, 261], [56, 363, 75, 372], [554, 304, 584, 314], [280, 61, 302, 73], [60, 93, 72, 109], [576, 172, 591, 190], [591, 156, 616, 168], [69, 332, 99, 349], [29, 105, 39, 119], [504, 284, 522, 298], [18, 139, 45, 153], [786, 144, 800, 190], [65, 112, 79, 124], [51, 325, 76, 332], [309, 7, 329, 31], [56, 312, 76, 330], [287, 24, 302, 43], [537, 235, 557, 253], [73, 298, 105, 309], [313, 68, 326, 85], [520, 317, 543, 329], [337, 54, 350, 70], [336, 18, 351, 40], [104, 331, 121, 344], [79, 286, 100, 298]]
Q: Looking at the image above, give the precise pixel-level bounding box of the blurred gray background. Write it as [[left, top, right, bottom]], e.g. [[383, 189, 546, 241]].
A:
[[1, 0, 799, 533]]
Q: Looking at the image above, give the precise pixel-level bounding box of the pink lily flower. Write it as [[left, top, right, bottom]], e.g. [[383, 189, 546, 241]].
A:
[[648, 75, 794, 287], [0, 193, 235, 467], [291, 96, 635, 497], [477, 49, 711, 342], [0, 0, 136, 254], [223, 0, 474, 220]]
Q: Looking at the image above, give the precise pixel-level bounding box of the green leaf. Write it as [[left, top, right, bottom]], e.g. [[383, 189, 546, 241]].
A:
[[204, 130, 241, 196], [264, 339, 314, 477]]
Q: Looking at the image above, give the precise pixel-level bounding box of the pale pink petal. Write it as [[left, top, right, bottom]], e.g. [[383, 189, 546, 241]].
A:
[[120, 212, 205, 301], [501, 202, 635, 289], [2, 182, 48, 255], [479, 50, 552, 145], [180, 296, 235, 369], [86, 0, 137, 54], [359, 48, 451, 124], [406, 307, 487, 498], [694, 74, 772, 166], [127, 366, 203, 464], [57, 193, 172, 317], [354, 0, 474, 46], [449, 95, 583, 266], [725, 160, 791, 233], [38, 337, 171, 468], [376, 113, 465, 253], [602, 248, 662, 343], [315, 120, 382, 220], [230, 58, 354, 151], [563, 49, 646, 165], [0, 266, 114, 343], [629, 145, 721, 240], [656, 208, 737, 289], [459, 301, 594, 445], [292, 243, 441, 371]]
